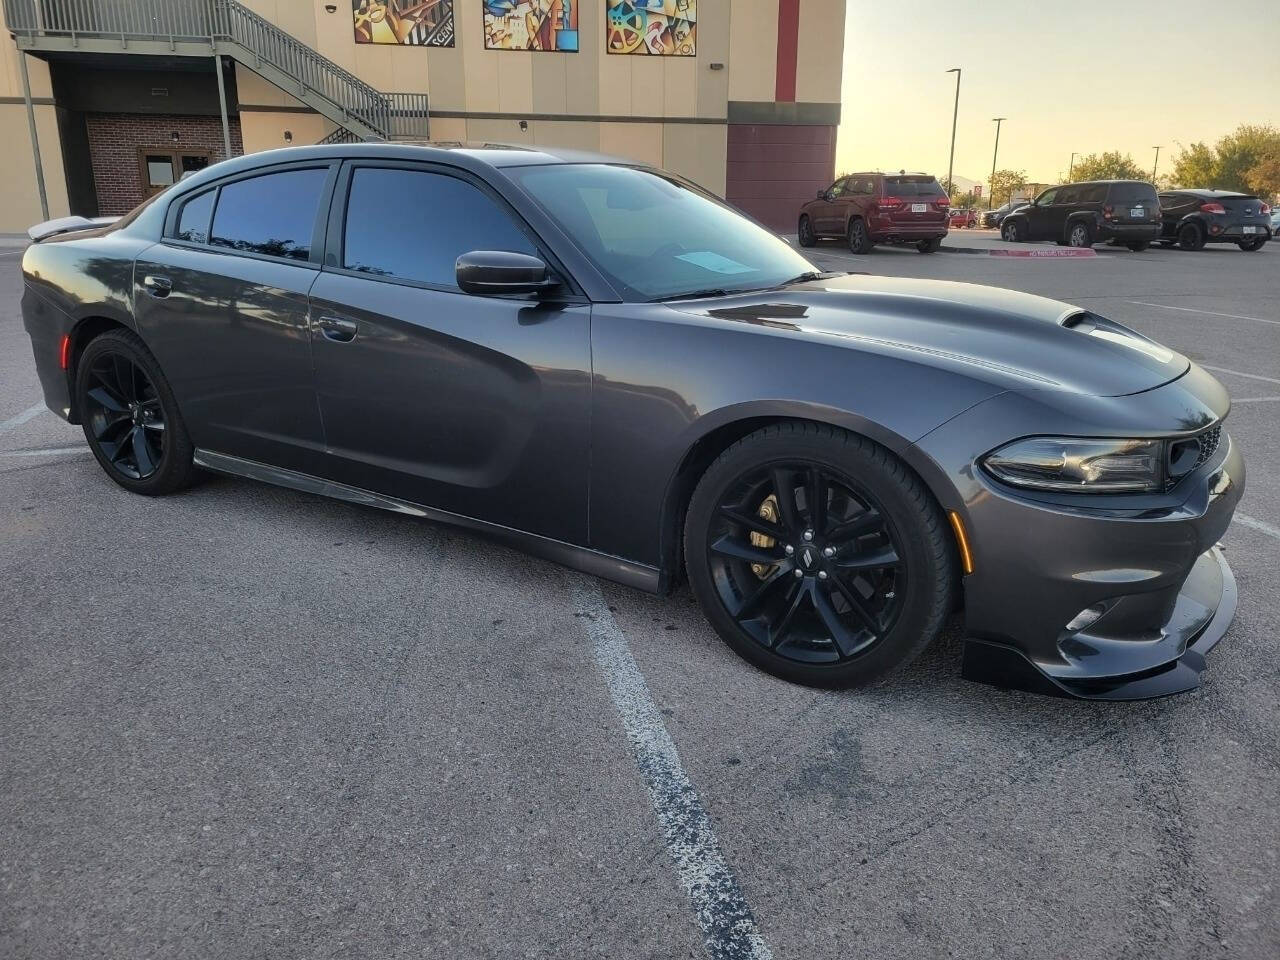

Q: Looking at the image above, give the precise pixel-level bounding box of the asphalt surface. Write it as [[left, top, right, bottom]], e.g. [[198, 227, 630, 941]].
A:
[[2, 230, 1278, 960]]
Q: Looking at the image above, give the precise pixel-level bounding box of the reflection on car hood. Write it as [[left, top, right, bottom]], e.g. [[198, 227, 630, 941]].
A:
[[675, 274, 1190, 397]]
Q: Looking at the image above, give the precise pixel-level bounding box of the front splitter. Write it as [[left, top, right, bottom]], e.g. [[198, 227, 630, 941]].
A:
[[960, 546, 1237, 701]]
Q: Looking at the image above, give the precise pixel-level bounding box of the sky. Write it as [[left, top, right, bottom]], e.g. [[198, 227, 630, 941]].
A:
[[834, 0, 1280, 189]]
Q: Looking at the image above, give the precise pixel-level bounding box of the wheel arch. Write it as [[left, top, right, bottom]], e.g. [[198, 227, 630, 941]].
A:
[[63, 315, 132, 423], [656, 409, 962, 591]]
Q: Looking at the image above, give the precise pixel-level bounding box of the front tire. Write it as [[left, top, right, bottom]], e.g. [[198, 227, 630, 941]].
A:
[[797, 215, 816, 247], [1001, 219, 1022, 242], [684, 423, 954, 689], [76, 328, 198, 495], [847, 218, 873, 254]]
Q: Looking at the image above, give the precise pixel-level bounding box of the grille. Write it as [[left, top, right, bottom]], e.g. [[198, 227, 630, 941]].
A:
[[1166, 422, 1223, 489], [1194, 423, 1222, 469]]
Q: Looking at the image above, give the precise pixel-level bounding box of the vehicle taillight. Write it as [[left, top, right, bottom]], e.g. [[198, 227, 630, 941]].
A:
[[935, 199, 950, 210], [1102, 205, 1114, 220], [1200, 202, 1226, 214], [1261, 202, 1272, 215], [59, 334, 71, 370], [877, 197, 901, 209]]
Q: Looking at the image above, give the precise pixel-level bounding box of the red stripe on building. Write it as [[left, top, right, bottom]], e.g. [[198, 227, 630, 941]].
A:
[[775, 0, 800, 103]]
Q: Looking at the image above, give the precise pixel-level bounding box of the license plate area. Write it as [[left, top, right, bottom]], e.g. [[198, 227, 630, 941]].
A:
[[1243, 226, 1258, 234], [911, 203, 927, 213], [1129, 207, 1145, 218]]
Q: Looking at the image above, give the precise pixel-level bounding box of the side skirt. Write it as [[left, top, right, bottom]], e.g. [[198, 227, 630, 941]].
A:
[[193, 449, 663, 594]]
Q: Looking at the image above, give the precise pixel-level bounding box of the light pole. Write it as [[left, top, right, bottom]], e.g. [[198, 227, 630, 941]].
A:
[[1151, 145, 1161, 181], [1069, 151, 1079, 180], [988, 117, 1006, 210], [945, 68, 961, 200]]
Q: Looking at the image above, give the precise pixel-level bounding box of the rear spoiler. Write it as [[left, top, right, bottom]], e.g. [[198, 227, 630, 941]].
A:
[[27, 215, 119, 243]]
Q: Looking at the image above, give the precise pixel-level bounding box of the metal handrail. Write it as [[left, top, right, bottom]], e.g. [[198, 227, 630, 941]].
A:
[[3, 0, 429, 139]]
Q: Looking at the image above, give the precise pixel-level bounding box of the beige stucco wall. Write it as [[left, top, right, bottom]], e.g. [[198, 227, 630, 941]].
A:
[[795, 0, 845, 105]]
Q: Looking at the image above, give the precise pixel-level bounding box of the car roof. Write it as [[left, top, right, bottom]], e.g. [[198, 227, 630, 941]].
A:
[[1164, 187, 1253, 197], [1061, 179, 1153, 187]]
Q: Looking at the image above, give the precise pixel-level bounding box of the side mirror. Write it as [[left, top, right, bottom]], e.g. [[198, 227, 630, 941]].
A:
[[456, 250, 557, 296], [816, 189, 826, 199]]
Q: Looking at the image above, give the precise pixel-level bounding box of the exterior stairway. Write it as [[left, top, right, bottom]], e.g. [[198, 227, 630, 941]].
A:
[[2, 0, 428, 141]]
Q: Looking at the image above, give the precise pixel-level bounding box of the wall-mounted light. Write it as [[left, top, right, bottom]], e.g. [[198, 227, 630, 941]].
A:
[[283, 130, 293, 143], [170, 131, 180, 142], [324, 3, 338, 12], [709, 62, 724, 71], [518, 120, 528, 132]]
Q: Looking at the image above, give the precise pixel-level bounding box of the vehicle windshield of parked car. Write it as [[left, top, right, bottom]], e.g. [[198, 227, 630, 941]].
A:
[[507, 163, 817, 301], [882, 176, 946, 197]]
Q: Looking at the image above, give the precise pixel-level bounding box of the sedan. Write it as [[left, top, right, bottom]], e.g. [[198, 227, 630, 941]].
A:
[[20, 143, 1244, 699]]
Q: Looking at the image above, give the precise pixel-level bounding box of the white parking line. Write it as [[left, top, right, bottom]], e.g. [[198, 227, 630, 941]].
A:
[[1235, 513, 1280, 542], [0, 403, 46, 435], [0, 446, 86, 457], [1126, 301, 1280, 326], [1202, 365, 1280, 386], [573, 580, 773, 960], [1232, 397, 1280, 404]]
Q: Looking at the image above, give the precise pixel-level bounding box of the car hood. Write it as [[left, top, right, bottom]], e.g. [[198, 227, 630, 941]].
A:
[[673, 274, 1189, 397]]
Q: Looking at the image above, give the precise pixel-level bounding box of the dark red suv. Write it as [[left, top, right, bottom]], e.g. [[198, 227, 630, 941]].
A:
[[798, 172, 950, 253]]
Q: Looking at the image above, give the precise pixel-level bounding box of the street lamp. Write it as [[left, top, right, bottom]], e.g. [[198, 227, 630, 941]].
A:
[[1069, 151, 1079, 180], [988, 117, 1006, 210], [1151, 145, 1162, 181], [945, 68, 961, 199]]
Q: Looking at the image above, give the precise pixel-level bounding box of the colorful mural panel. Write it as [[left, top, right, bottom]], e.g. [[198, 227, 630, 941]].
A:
[[353, 0, 456, 47], [484, 1, 579, 51], [605, 0, 695, 57]]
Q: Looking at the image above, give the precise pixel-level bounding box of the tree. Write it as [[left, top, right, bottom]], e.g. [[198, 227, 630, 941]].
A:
[[949, 187, 977, 209], [1168, 124, 1280, 197], [1068, 151, 1147, 182], [1170, 142, 1217, 188], [987, 169, 1027, 206], [1246, 153, 1280, 201]]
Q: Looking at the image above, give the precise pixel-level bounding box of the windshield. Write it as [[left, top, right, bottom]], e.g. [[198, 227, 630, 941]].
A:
[[506, 163, 816, 301]]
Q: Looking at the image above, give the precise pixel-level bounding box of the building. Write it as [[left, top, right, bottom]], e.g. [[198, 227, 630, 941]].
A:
[[0, 0, 845, 234]]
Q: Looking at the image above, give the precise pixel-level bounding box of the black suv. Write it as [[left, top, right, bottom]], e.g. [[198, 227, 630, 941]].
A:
[[1156, 189, 1272, 251], [1000, 180, 1161, 250]]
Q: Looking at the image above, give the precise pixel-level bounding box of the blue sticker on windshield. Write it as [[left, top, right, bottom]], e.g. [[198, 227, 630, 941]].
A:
[[675, 251, 755, 274]]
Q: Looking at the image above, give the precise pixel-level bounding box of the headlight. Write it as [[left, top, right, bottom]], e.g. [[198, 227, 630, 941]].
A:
[[982, 437, 1164, 493]]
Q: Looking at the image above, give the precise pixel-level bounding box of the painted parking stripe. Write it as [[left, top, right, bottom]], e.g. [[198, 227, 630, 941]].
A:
[[1235, 513, 1280, 542], [573, 580, 773, 960], [1231, 397, 1280, 404], [1201, 365, 1280, 386], [1126, 301, 1280, 327], [0, 403, 46, 435], [0, 446, 86, 457]]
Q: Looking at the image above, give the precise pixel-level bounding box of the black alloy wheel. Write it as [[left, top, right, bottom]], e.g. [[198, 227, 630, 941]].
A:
[[798, 215, 816, 247], [848, 218, 873, 254], [685, 423, 953, 688], [1178, 222, 1205, 251], [76, 329, 198, 495]]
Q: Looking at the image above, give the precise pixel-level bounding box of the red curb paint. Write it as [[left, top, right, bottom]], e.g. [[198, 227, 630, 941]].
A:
[[989, 248, 1098, 258]]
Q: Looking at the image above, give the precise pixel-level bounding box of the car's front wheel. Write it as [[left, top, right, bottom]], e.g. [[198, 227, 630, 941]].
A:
[[1178, 222, 1205, 251], [797, 215, 816, 247], [684, 423, 954, 689], [76, 328, 198, 495], [1001, 219, 1022, 242]]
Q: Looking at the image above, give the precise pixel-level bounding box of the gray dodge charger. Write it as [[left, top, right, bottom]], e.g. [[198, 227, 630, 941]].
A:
[[19, 143, 1244, 700]]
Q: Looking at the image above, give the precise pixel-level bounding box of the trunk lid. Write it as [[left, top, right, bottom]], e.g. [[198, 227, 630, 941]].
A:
[[1106, 182, 1161, 224], [880, 176, 949, 226]]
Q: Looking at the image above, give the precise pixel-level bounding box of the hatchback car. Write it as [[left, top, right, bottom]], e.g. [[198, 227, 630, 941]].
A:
[[798, 172, 949, 253], [1156, 189, 1272, 251], [21, 143, 1243, 699], [1001, 180, 1161, 249]]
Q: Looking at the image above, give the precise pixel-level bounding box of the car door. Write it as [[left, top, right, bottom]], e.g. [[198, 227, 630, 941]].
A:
[[133, 161, 337, 474], [1022, 188, 1059, 239], [814, 177, 848, 234], [306, 160, 591, 544]]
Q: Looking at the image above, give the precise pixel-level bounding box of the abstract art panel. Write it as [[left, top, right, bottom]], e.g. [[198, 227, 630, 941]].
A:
[[605, 0, 695, 56], [353, 0, 456, 47], [484, 1, 579, 51]]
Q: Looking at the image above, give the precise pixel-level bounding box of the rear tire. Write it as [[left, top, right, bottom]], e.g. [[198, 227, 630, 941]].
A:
[[1067, 221, 1093, 247], [1178, 222, 1205, 251], [847, 218, 873, 254], [1237, 237, 1266, 251], [917, 237, 942, 253], [797, 215, 816, 247], [683, 422, 954, 689], [75, 328, 198, 496]]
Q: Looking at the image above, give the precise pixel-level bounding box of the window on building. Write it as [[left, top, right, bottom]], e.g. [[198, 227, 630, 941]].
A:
[[209, 168, 328, 261], [138, 149, 212, 199], [175, 190, 214, 244], [342, 167, 535, 287]]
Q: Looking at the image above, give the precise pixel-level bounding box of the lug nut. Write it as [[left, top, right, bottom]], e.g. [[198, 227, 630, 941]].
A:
[[817, 571, 828, 580], [802, 530, 814, 541], [784, 544, 795, 556], [822, 546, 835, 558]]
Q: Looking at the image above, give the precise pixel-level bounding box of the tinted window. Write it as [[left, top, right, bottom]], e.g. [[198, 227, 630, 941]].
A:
[[210, 168, 327, 261], [1108, 182, 1158, 203], [827, 177, 848, 198], [1056, 186, 1082, 205], [508, 163, 815, 301], [175, 190, 214, 244], [883, 176, 945, 197], [1035, 188, 1058, 205], [1081, 184, 1107, 203], [342, 168, 535, 287]]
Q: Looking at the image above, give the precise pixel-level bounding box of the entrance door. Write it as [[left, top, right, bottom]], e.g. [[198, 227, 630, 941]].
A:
[[139, 148, 212, 199]]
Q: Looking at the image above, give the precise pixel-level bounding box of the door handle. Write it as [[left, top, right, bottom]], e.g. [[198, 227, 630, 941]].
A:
[[316, 315, 358, 343], [142, 274, 172, 297]]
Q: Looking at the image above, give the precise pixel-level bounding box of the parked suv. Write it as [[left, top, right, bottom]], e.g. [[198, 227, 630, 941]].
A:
[[1156, 189, 1272, 251], [798, 172, 949, 253], [980, 198, 1030, 229], [1000, 180, 1161, 250]]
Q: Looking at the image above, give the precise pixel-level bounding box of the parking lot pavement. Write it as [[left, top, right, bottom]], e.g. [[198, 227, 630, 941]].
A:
[[2, 237, 1278, 959]]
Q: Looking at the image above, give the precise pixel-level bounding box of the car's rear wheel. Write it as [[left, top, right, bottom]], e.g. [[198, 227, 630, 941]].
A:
[[76, 329, 197, 495], [847, 218, 873, 254], [917, 237, 942, 253], [1067, 221, 1093, 247], [1237, 237, 1266, 251], [1001, 219, 1022, 242], [1178, 222, 1205, 251], [797, 215, 816, 247], [684, 423, 954, 688]]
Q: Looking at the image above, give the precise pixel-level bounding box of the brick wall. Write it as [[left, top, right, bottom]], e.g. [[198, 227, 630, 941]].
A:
[[85, 113, 243, 216]]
